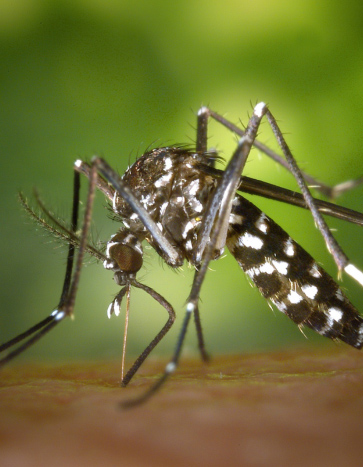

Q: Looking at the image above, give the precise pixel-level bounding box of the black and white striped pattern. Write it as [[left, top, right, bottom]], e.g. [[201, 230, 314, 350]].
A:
[[226, 194, 363, 348], [111, 148, 363, 350]]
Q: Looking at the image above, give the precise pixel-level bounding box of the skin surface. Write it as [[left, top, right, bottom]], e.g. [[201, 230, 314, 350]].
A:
[[1, 347, 363, 466]]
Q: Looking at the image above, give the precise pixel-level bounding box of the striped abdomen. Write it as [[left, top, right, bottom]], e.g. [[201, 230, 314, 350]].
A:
[[226, 194, 363, 348]]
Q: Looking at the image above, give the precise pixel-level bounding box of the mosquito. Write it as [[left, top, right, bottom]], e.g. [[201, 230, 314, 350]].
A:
[[1, 102, 363, 408]]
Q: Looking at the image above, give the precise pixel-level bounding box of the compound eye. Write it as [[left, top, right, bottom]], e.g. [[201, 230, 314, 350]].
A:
[[109, 244, 143, 274]]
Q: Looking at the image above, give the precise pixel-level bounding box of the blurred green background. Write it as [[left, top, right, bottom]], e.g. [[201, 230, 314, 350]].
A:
[[1, 0, 363, 367]]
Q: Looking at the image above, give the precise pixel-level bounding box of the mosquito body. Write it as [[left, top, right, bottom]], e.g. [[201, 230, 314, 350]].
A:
[[95, 146, 363, 350], [1, 102, 363, 406]]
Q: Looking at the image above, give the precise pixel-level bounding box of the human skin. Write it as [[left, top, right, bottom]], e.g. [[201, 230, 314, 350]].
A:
[[1, 348, 363, 466]]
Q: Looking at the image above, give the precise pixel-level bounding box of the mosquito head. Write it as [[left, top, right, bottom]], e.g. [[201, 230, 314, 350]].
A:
[[103, 230, 143, 284]]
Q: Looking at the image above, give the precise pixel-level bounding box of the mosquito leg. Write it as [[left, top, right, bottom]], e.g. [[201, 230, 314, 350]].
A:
[[91, 156, 184, 268], [187, 104, 268, 361], [193, 103, 267, 268], [74, 157, 184, 387], [186, 104, 269, 361], [182, 106, 213, 361], [58, 170, 80, 307], [201, 167, 363, 226], [198, 105, 363, 286], [74, 160, 115, 203], [192, 304, 209, 362], [235, 176, 363, 225], [328, 176, 363, 200], [121, 286, 131, 382], [200, 106, 363, 200], [120, 103, 269, 406], [0, 315, 55, 354], [0, 171, 83, 366], [121, 303, 192, 408], [265, 109, 363, 286], [196, 106, 210, 152], [121, 281, 176, 387], [63, 162, 98, 316]]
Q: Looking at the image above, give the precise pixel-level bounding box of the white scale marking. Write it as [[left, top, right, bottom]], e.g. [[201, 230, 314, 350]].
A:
[[229, 213, 244, 225], [164, 157, 173, 171], [106, 241, 118, 257], [140, 193, 151, 206], [309, 263, 321, 278], [192, 200, 203, 213], [255, 213, 269, 234], [287, 290, 303, 304], [134, 243, 143, 255], [188, 179, 200, 196], [272, 260, 289, 275], [103, 259, 114, 270], [154, 172, 173, 187], [271, 299, 287, 312], [106, 234, 137, 257], [182, 221, 194, 239], [278, 302, 287, 312], [247, 261, 275, 278], [301, 284, 318, 300], [160, 202, 168, 216], [260, 262, 275, 274], [321, 307, 344, 334], [283, 238, 295, 257], [55, 311, 66, 321], [254, 102, 267, 118], [328, 307, 343, 323], [112, 190, 118, 211], [358, 323, 363, 345], [335, 288, 344, 301], [246, 263, 275, 279], [198, 106, 208, 117], [52, 309, 66, 321], [239, 232, 264, 250], [165, 362, 176, 374], [185, 239, 193, 250], [246, 269, 256, 278], [114, 299, 121, 316], [124, 233, 135, 244]]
